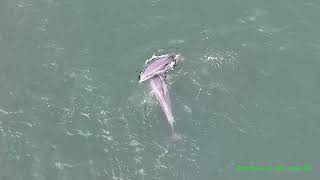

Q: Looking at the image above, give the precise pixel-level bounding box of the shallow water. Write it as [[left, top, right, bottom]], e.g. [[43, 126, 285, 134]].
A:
[[1, 0, 319, 179]]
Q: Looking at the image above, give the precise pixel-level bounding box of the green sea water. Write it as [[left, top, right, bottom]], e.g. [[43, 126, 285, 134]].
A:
[[1, 0, 319, 179]]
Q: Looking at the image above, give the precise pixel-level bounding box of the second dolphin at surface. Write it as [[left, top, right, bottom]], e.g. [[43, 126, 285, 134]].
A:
[[149, 75, 175, 132]]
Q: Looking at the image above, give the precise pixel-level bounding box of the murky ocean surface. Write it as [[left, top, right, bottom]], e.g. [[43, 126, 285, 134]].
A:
[[1, 0, 319, 179]]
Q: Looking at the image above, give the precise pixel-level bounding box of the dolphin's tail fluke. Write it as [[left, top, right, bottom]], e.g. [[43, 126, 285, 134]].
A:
[[167, 117, 175, 134], [170, 123, 175, 134], [170, 132, 185, 143], [169, 122, 185, 143]]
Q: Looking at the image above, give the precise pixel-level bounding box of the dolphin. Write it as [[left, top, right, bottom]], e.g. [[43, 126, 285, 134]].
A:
[[149, 75, 175, 132], [139, 54, 181, 83]]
